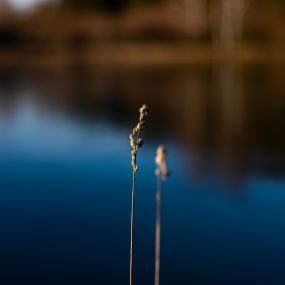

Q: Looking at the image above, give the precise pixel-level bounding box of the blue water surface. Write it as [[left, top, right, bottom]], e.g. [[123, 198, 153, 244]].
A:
[[0, 68, 284, 285]]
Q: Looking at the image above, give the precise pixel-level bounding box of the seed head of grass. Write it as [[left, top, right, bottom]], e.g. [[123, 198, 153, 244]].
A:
[[155, 145, 169, 180], [129, 104, 149, 173]]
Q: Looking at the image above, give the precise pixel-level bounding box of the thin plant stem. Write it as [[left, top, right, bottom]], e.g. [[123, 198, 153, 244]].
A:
[[129, 104, 149, 285], [154, 145, 169, 285], [155, 176, 162, 285], [130, 170, 136, 285], [130, 130, 139, 285]]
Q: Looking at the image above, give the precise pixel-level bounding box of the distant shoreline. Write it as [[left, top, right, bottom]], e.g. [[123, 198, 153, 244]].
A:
[[0, 43, 284, 68]]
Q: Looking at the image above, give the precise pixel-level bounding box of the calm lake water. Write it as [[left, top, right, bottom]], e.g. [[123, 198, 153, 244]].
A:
[[0, 64, 284, 285]]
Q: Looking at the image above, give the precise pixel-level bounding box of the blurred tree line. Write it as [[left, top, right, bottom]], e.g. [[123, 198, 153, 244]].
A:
[[0, 0, 284, 48], [60, 0, 285, 13], [60, 0, 163, 12]]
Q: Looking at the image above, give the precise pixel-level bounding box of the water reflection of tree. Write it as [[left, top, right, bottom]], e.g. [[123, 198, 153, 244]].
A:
[[213, 63, 246, 184], [0, 66, 283, 178]]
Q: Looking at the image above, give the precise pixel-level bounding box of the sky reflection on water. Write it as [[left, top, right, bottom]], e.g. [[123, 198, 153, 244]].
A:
[[0, 66, 284, 285]]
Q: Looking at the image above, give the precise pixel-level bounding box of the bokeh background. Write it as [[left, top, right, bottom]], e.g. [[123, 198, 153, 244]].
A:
[[0, 1, 284, 285]]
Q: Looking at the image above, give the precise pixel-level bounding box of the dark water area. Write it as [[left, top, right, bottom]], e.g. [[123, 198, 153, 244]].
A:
[[0, 64, 284, 285]]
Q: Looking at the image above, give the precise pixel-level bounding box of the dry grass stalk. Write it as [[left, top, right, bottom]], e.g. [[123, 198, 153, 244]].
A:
[[154, 145, 169, 285], [129, 104, 149, 285]]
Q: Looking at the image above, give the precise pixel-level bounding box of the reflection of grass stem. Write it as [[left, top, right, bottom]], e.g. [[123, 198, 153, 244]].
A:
[[129, 105, 149, 285], [154, 145, 169, 285]]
